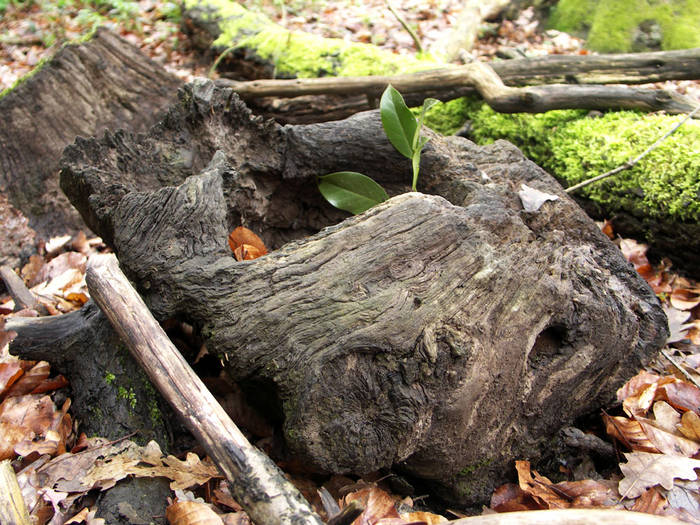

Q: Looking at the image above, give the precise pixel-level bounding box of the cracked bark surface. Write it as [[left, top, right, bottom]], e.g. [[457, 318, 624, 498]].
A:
[[55, 80, 667, 505]]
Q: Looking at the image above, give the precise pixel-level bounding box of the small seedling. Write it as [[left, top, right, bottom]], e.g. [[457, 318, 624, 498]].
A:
[[317, 85, 437, 215]]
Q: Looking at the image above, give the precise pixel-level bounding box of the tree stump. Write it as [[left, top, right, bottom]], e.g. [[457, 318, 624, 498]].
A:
[[58, 80, 668, 505], [0, 27, 181, 238]]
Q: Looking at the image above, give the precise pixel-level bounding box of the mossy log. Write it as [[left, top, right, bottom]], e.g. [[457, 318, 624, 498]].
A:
[[51, 80, 668, 506], [0, 27, 181, 238]]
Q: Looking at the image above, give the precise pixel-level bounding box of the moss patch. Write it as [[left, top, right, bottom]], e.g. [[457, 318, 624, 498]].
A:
[[185, 0, 442, 78], [467, 103, 700, 222], [549, 0, 700, 52]]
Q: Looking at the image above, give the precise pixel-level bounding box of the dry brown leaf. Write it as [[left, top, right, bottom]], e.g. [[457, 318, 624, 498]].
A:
[[3, 360, 51, 397], [0, 393, 56, 435], [636, 417, 700, 457], [0, 420, 31, 460], [604, 414, 660, 453], [652, 401, 681, 434], [0, 361, 24, 397], [630, 487, 669, 515], [670, 288, 700, 311], [228, 227, 267, 261], [515, 460, 568, 509], [679, 411, 700, 442], [658, 380, 700, 414], [343, 485, 400, 524], [554, 479, 619, 508], [400, 510, 447, 523], [619, 452, 700, 499], [166, 500, 224, 525], [490, 483, 540, 512], [617, 371, 662, 403]]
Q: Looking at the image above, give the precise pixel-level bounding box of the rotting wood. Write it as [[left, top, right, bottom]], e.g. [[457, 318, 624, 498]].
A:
[[0, 460, 31, 525], [57, 80, 668, 506], [85, 253, 324, 525], [217, 59, 699, 116], [0, 265, 44, 313]]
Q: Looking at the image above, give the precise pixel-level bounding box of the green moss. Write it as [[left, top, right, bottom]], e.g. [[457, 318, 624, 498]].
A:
[[418, 96, 483, 136], [468, 104, 700, 222], [185, 0, 441, 78], [549, 0, 700, 52], [104, 372, 116, 384], [118, 385, 138, 410]]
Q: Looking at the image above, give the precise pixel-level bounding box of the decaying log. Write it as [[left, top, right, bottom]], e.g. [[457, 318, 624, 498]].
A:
[[218, 59, 699, 117], [0, 27, 181, 238], [86, 253, 324, 525], [53, 80, 668, 506], [6, 303, 173, 446]]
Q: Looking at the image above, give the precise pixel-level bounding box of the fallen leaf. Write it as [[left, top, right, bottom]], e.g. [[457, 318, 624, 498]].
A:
[[658, 380, 700, 414], [664, 306, 694, 344], [670, 288, 700, 311], [618, 452, 700, 499], [652, 401, 681, 434], [630, 487, 668, 515], [636, 417, 700, 457], [604, 414, 660, 453], [515, 460, 568, 509], [343, 485, 400, 524], [166, 500, 224, 525], [490, 483, 540, 512], [518, 184, 558, 212], [228, 227, 267, 261], [617, 371, 662, 403], [679, 411, 700, 442]]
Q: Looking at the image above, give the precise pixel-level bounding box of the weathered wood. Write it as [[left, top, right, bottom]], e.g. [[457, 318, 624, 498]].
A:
[[0, 460, 31, 525], [0, 265, 42, 312], [0, 27, 181, 238], [218, 59, 699, 116], [449, 509, 686, 525], [85, 253, 324, 525], [56, 80, 668, 506]]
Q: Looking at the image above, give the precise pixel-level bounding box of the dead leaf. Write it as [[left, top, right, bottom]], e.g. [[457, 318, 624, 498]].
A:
[[658, 380, 700, 414], [604, 414, 660, 453], [679, 411, 700, 442], [515, 460, 568, 509], [343, 485, 400, 524], [518, 184, 558, 212], [399, 510, 447, 523], [636, 417, 700, 457], [618, 452, 700, 499], [228, 227, 267, 261], [652, 401, 681, 434], [490, 483, 540, 512], [630, 487, 668, 515], [166, 500, 224, 525], [617, 371, 662, 403], [671, 288, 700, 311], [664, 306, 694, 344]]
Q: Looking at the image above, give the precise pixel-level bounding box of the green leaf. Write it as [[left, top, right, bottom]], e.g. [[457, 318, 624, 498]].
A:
[[318, 172, 389, 215], [380, 85, 417, 159]]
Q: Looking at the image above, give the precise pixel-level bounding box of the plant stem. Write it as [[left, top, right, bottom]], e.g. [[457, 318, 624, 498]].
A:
[[385, 0, 423, 53]]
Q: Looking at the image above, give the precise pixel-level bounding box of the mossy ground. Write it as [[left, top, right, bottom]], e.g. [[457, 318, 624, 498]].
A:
[[548, 0, 700, 52]]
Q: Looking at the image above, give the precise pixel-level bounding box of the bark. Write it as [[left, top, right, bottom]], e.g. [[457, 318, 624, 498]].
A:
[[52, 80, 668, 506], [86, 253, 324, 525], [0, 27, 181, 239], [218, 60, 699, 119]]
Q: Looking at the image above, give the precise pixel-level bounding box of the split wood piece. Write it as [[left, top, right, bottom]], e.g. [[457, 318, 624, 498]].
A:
[[217, 59, 699, 116], [448, 509, 685, 524], [85, 253, 324, 525], [0, 460, 31, 525], [0, 265, 47, 314]]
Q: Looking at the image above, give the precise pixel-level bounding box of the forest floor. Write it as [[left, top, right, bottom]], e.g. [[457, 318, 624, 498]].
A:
[[1, 1, 700, 524]]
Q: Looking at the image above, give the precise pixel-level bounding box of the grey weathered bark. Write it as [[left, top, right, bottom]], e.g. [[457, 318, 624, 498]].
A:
[[0, 27, 182, 239], [51, 80, 668, 505]]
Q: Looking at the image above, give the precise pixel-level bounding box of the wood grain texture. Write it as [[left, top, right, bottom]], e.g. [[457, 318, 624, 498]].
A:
[[0, 460, 31, 525], [57, 81, 668, 506], [86, 254, 324, 525]]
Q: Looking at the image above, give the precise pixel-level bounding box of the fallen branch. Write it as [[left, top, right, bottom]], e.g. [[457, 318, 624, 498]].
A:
[[0, 265, 46, 314], [0, 460, 30, 525], [565, 105, 700, 193], [85, 253, 324, 525], [218, 58, 700, 116]]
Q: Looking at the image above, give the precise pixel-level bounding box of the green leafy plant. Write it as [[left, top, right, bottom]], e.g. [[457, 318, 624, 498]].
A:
[[317, 85, 436, 215]]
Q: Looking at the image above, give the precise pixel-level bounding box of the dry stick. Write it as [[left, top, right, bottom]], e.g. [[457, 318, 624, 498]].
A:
[[385, 0, 423, 53], [0, 265, 46, 314], [85, 253, 324, 525], [565, 104, 700, 193], [0, 460, 31, 525], [661, 348, 700, 390]]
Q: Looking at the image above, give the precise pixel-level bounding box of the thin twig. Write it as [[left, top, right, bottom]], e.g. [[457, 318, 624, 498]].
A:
[[385, 0, 423, 53], [661, 348, 700, 390], [565, 104, 700, 193]]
